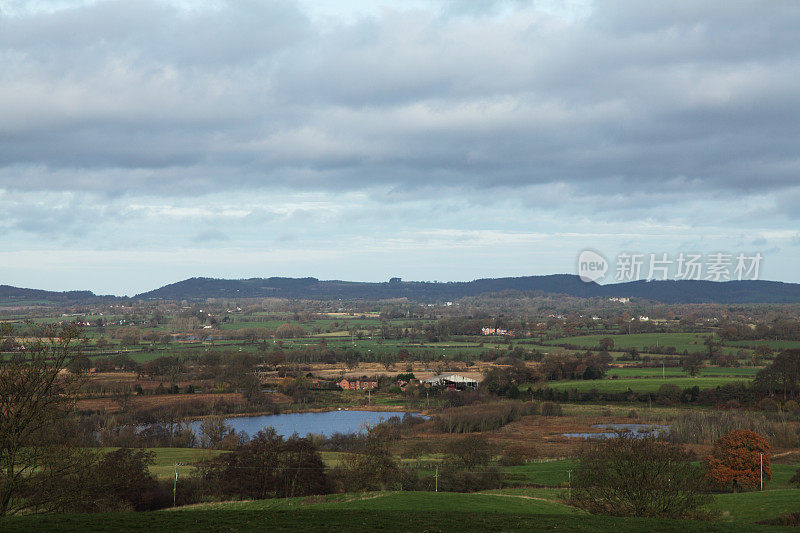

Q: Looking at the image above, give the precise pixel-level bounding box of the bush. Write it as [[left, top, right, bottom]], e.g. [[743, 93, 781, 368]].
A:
[[275, 323, 305, 339], [541, 401, 563, 417], [93, 448, 164, 511], [789, 467, 800, 488], [758, 398, 781, 412], [444, 436, 492, 468], [572, 437, 711, 518], [757, 513, 800, 527], [328, 433, 405, 492], [657, 384, 682, 405], [498, 445, 534, 466], [436, 401, 535, 433], [668, 411, 773, 445], [436, 466, 503, 492], [196, 428, 328, 500], [67, 355, 91, 374]]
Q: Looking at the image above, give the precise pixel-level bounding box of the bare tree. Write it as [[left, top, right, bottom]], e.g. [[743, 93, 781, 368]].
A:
[[199, 415, 233, 449], [0, 322, 89, 516]]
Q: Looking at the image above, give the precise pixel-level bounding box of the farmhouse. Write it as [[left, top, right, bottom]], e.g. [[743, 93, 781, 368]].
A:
[[337, 378, 378, 390], [421, 373, 479, 390]]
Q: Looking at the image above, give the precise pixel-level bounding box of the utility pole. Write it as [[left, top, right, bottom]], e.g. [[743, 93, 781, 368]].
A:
[[434, 465, 439, 492], [662, 362, 665, 379], [173, 463, 185, 507], [368, 388, 371, 405], [760, 453, 763, 491], [568, 470, 572, 501]]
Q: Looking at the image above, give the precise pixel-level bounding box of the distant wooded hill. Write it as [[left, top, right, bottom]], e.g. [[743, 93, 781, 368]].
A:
[[132, 275, 800, 304], [0, 285, 107, 305], [3, 275, 800, 305]]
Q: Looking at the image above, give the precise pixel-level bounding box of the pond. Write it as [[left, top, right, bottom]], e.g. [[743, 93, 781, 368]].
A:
[[189, 410, 425, 439], [563, 423, 669, 440]]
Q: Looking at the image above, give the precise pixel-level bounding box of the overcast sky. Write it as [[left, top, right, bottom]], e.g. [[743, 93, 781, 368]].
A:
[[1, 0, 799, 295]]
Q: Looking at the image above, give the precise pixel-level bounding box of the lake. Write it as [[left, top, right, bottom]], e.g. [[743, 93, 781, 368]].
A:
[[189, 410, 424, 439]]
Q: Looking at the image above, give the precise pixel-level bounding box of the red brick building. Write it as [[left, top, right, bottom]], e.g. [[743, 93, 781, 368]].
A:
[[337, 378, 378, 390]]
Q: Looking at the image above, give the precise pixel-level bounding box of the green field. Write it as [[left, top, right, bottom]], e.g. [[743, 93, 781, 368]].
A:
[[542, 376, 751, 393], [503, 459, 578, 486], [770, 463, 800, 489], [145, 448, 225, 480], [1, 491, 792, 532], [545, 333, 744, 356], [607, 367, 759, 378], [712, 489, 800, 524], [727, 340, 800, 351]]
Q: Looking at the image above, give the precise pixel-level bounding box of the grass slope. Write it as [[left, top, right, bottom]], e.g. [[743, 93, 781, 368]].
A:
[[712, 489, 800, 523], [1, 491, 789, 532]]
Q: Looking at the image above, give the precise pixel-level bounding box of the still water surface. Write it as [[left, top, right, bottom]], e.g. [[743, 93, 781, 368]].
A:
[[189, 410, 424, 439]]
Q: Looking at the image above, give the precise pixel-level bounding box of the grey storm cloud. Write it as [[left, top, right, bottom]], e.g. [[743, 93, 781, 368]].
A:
[[0, 0, 798, 199]]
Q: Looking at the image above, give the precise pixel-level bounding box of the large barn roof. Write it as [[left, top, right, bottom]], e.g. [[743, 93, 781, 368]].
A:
[[421, 373, 479, 385]]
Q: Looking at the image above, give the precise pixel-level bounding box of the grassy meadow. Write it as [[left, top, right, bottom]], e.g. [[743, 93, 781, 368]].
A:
[[2, 490, 796, 532]]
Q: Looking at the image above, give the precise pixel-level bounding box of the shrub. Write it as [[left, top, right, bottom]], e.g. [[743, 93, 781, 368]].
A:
[[196, 428, 328, 500], [790, 467, 800, 488], [498, 445, 534, 466], [444, 436, 492, 468], [705, 429, 771, 491], [757, 513, 800, 527], [436, 401, 536, 433], [275, 323, 305, 339], [541, 401, 563, 417], [436, 466, 503, 492], [93, 448, 165, 511], [668, 411, 773, 445], [67, 355, 91, 374], [572, 437, 711, 518], [657, 384, 682, 405], [329, 433, 404, 492], [758, 398, 781, 412]]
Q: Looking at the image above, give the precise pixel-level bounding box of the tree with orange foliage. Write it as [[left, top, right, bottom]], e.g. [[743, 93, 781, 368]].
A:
[[705, 429, 771, 491]]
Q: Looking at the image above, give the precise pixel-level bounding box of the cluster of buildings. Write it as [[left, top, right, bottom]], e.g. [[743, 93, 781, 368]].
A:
[[336, 378, 379, 390], [481, 327, 509, 335], [336, 373, 479, 392]]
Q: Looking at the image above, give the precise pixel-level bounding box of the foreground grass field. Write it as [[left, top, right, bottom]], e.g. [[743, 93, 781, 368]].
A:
[[1, 491, 794, 532], [712, 490, 800, 524]]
